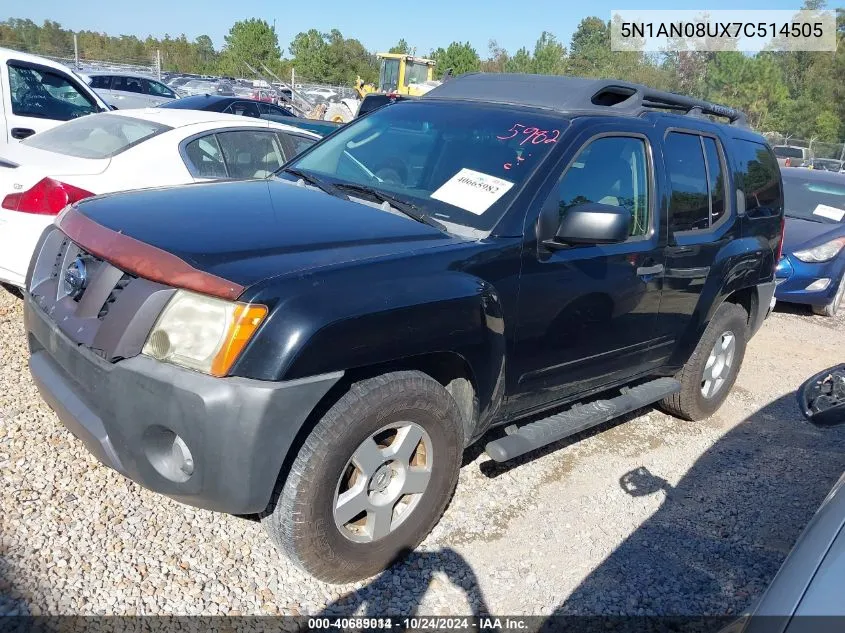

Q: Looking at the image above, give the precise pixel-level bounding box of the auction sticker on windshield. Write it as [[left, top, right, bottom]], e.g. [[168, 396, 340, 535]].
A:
[[814, 204, 845, 222], [431, 168, 514, 215]]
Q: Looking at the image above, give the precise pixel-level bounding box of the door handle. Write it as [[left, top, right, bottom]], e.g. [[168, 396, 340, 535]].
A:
[[11, 127, 35, 140], [637, 264, 665, 276]]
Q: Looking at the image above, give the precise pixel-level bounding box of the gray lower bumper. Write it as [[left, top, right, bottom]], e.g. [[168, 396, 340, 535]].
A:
[[751, 280, 777, 337], [25, 296, 342, 514]]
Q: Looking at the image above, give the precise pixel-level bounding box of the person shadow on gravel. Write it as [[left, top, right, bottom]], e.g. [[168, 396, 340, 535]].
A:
[[546, 390, 845, 619], [317, 547, 490, 625]]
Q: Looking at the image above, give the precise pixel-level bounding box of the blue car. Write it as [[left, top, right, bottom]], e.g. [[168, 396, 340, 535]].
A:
[[775, 169, 845, 316]]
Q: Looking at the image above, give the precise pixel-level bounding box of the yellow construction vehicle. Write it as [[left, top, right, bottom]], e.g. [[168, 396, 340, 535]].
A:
[[324, 53, 438, 123]]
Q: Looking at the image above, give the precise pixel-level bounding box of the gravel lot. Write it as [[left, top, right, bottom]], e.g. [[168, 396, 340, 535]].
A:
[[1, 287, 844, 616]]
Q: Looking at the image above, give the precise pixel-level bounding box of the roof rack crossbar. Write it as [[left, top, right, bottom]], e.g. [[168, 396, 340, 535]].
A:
[[638, 87, 747, 126]]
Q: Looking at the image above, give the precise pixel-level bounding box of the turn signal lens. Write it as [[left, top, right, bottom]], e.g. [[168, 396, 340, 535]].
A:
[[210, 304, 268, 377]]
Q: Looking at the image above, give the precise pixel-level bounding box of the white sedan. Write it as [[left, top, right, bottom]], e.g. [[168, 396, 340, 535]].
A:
[[0, 108, 320, 290]]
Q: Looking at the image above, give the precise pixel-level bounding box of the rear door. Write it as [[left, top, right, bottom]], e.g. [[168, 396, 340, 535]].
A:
[[653, 127, 739, 359], [3, 59, 102, 145], [181, 128, 284, 180]]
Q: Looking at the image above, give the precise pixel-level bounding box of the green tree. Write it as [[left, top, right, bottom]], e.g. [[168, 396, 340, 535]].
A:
[[388, 39, 412, 55], [219, 18, 280, 76], [504, 46, 533, 73], [432, 41, 480, 78], [532, 31, 566, 75]]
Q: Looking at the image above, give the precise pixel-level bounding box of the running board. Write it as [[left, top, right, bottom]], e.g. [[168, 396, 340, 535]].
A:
[[485, 378, 681, 462]]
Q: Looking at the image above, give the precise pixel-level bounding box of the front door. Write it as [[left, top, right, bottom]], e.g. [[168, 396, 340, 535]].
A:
[[4, 59, 100, 143], [508, 125, 666, 415]]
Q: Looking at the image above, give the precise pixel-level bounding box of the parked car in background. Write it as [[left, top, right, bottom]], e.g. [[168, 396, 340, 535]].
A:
[[800, 158, 845, 172], [176, 80, 224, 97], [303, 87, 337, 101], [772, 144, 811, 168], [0, 47, 109, 149], [166, 76, 194, 90], [775, 169, 845, 316], [85, 72, 178, 109], [159, 94, 297, 119], [0, 109, 319, 291]]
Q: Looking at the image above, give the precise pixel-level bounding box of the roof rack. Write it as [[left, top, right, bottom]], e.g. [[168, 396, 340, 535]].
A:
[[424, 74, 748, 127]]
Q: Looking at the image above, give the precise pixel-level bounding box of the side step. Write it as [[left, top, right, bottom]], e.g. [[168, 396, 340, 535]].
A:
[[485, 378, 681, 462]]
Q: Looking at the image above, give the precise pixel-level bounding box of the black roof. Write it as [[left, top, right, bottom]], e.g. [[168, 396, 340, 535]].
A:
[[425, 73, 748, 127]]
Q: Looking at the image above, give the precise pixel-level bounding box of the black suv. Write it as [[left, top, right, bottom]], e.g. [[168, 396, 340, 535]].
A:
[[24, 74, 783, 583]]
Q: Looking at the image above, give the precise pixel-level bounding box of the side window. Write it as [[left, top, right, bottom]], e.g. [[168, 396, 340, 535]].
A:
[[703, 137, 727, 225], [184, 135, 227, 179], [734, 139, 781, 217], [558, 136, 650, 238], [225, 101, 261, 118], [279, 132, 317, 161], [113, 76, 144, 94], [664, 132, 710, 232], [217, 130, 284, 179], [89, 76, 111, 89], [8, 63, 98, 121], [145, 79, 175, 99]]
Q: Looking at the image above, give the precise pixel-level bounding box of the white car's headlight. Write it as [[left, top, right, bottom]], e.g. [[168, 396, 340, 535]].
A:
[[142, 290, 267, 377], [793, 237, 845, 263]]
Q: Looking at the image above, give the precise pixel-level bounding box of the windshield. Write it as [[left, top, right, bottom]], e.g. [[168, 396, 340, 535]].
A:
[[286, 100, 569, 231], [404, 62, 430, 86], [379, 58, 400, 93], [773, 146, 805, 159], [783, 174, 845, 224], [23, 114, 171, 159]]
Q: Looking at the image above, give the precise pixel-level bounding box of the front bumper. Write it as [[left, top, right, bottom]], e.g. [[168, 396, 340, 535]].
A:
[[26, 295, 342, 514], [775, 255, 842, 307]]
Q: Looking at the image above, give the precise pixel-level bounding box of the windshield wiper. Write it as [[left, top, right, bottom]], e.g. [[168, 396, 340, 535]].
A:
[[333, 183, 446, 230], [280, 167, 345, 199]]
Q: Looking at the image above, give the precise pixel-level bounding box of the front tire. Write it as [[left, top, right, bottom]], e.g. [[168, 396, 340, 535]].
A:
[[812, 276, 844, 317], [261, 371, 463, 583], [659, 302, 748, 421]]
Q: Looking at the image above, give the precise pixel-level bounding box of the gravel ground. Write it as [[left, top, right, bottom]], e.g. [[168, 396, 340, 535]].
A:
[[1, 287, 844, 617]]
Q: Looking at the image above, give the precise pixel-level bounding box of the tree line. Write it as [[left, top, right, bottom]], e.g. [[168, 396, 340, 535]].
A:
[[0, 5, 842, 141]]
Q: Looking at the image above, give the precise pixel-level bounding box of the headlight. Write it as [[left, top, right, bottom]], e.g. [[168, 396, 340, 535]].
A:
[[793, 237, 845, 263], [142, 290, 267, 377]]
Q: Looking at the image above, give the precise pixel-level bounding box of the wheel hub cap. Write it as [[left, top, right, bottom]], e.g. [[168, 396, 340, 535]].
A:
[[333, 422, 433, 543], [702, 331, 736, 399]]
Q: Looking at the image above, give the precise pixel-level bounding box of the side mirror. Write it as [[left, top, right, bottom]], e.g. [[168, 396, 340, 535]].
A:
[[547, 202, 631, 246], [799, 364, 845, 426]]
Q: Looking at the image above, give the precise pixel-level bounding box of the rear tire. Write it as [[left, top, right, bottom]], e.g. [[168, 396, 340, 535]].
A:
[[812, 276, 844, 317], [659, 302, 748, 421], [261, 371, 463, 583]]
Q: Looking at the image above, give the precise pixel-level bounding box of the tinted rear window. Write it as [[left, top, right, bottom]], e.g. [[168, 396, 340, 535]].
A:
[[23, 114, 171, 158], [734, 139, 781, 216]]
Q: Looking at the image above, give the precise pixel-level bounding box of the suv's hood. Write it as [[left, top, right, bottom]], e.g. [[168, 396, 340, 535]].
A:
[[73, 179, 459, 288]]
